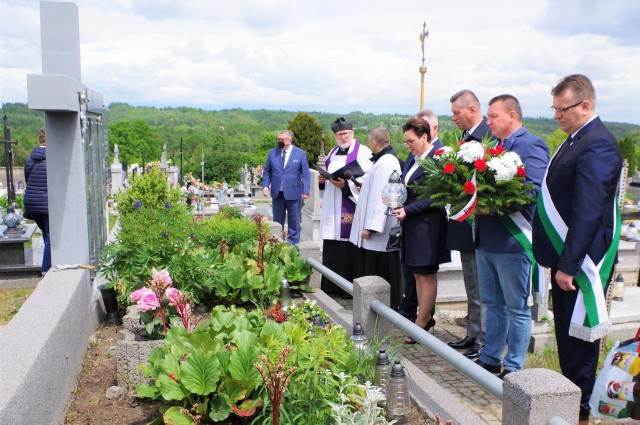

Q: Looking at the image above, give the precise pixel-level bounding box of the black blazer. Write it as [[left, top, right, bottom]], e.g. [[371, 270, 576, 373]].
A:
[[532, 117, 622, 275], [401, 139, 451, 267]]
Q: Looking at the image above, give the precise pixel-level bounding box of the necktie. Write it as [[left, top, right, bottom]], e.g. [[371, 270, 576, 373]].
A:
[[281, 150, 286, 167], [461, 130, 469, 141]]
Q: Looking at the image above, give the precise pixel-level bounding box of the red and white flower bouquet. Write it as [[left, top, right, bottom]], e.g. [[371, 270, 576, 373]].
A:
[[414, 134, 534, 221]]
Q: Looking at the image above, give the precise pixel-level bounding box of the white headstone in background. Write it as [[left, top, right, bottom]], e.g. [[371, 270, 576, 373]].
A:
[[160, 144, 168, 170]]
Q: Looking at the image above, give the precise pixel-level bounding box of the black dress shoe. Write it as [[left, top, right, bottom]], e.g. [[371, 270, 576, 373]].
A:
[[498, 369, 514, 380], [448, 336, 476, 349], [475, 359, 501, 374], [463, 344, 484, 360]]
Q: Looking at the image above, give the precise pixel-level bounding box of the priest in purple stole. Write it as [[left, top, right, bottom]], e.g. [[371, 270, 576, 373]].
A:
[[319, 117, 372, 295]]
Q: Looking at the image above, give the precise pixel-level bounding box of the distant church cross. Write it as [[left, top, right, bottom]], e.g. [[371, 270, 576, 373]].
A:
[[419, 21, 429, 66]]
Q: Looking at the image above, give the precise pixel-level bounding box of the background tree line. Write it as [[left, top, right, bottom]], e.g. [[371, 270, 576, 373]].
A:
[[2, 102, 639, 183]]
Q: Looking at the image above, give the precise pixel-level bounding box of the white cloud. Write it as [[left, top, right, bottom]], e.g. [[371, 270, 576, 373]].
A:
[[1, 0, 639, 124]]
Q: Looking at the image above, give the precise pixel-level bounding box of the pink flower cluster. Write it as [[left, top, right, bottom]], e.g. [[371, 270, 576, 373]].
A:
[[130, 287, 160, 312], [129, 268, 195, 334]]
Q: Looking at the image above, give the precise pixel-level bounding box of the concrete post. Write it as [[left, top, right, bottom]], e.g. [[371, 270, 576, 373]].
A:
[[297, 240, 322, 288], [352, 275, 391, 342], [502, 368, 581, 425]]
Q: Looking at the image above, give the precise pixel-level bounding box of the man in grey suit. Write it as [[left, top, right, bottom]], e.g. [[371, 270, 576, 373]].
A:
[[262, 130, 311, 245], [447, 90, 493, 359]]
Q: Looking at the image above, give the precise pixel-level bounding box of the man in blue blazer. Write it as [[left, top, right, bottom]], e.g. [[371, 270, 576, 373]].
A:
[[532, 75, 622, 423], [446, 90, 494, 360], [475, 95, 549, 379], [262, 130, 311, 245]]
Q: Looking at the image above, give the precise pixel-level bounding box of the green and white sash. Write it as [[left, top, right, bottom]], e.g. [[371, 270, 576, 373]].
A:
[[501, 212, 545, 306], [536, 172, 621, 342]]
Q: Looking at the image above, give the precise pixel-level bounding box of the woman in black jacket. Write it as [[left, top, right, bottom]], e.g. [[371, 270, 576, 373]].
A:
[[393, 118, 450, 343], [24, 128, 50, 274]]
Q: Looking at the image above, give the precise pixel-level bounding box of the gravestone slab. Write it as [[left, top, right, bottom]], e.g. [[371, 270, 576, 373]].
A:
[[0, 223, 41, 277]]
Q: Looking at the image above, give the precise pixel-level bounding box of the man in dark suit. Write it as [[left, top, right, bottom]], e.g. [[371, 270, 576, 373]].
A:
[[262, 130, 311, 245], [475, 94, 549, 379], [532, 74, 622, 424], [446, 90, 493, 359]]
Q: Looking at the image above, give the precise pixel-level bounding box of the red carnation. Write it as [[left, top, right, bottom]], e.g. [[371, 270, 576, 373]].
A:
[[434, 148, 445, 156], [474, 159, 487, 171], [463, 181, 476, 195], [496, 145, 505, 154], [458, 140, 466, 145], [488, 147, 499, 156], [443, 164, 456, 174], [517, 167, 526, 177]]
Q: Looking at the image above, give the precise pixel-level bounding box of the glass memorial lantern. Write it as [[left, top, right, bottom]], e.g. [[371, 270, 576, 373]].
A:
[[381, 170, 407, 215]]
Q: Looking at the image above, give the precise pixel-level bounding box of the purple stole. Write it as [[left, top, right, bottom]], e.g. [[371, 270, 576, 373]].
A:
[[326, 142, 360, 238]]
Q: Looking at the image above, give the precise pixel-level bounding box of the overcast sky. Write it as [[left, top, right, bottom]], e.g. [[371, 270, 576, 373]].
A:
[[2, 0, 640, 124]]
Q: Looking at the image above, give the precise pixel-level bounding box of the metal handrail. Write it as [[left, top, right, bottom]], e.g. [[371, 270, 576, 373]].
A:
[[306, 256, 574, 425], [306, 257, 354, 295], [306, 257, 502, 399]]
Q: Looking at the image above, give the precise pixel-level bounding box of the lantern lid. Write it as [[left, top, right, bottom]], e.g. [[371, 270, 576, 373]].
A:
[[352, 322, 364, 336], [390, 360, 405, 377], [376, 349, 390, 365], [388, 170, 401, 183]]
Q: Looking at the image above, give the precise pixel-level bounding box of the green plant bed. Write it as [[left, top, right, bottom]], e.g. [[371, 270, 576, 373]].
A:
[[134, 301, 395, 425]]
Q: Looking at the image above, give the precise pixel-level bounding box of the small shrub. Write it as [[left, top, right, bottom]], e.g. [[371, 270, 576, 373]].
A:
[[196, 214, 261, 251], [99, 202, 208, 303], [115, 165, 180, 216]]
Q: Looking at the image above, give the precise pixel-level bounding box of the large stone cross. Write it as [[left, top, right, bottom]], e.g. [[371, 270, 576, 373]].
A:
[[27, 1, 107, 267]]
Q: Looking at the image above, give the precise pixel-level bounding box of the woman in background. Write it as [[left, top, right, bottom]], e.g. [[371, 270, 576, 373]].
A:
[[24, 128, 50, 275]]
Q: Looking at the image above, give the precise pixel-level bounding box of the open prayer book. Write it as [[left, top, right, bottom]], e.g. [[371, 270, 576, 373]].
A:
[[312, 161, 365, 181]]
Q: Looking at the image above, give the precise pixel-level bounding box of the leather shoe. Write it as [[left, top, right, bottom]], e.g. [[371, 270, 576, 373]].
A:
[[463, 344, 484, 360], [448, 336, 476, 349], [498, 369, 514, 380], [475, 359, 501, 374]]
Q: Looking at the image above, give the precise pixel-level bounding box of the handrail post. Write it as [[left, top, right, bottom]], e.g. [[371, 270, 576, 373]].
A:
[[352, 276, 391, 341], [502, 368, 581, 425]]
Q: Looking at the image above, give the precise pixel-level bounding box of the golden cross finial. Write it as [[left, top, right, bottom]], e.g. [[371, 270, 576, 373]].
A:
[[419, 21, 429, 65]]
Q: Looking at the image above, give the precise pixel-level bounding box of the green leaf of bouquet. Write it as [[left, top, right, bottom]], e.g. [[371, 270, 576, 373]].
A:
[[162, 406, 194, 425], [180, 350, 221, 395], [156, 374, 189, 401]]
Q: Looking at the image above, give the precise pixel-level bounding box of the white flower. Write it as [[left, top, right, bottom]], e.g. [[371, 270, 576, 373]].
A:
[[456, 141, 485, 163], [487, 156, 517, 182], [501, 151, 523, 168]]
